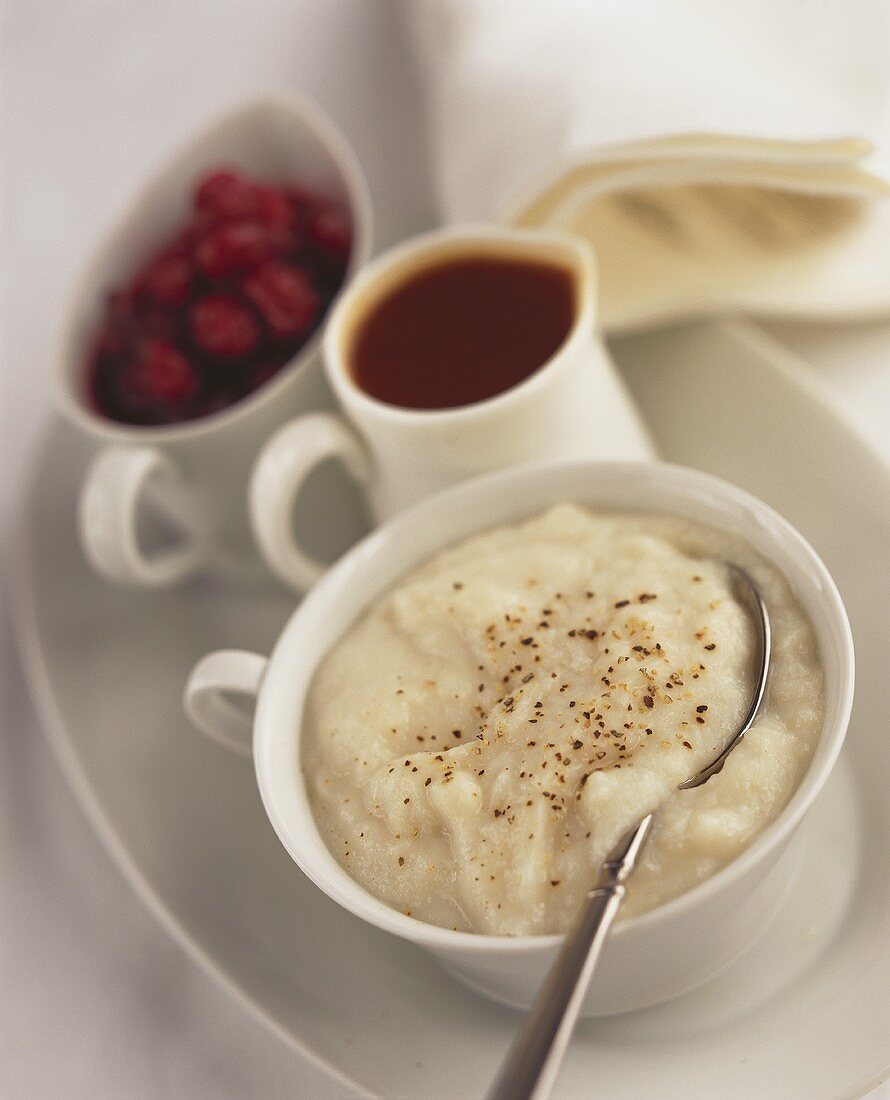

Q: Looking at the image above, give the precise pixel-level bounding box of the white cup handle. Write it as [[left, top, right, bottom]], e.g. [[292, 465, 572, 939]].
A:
[[79, 445, 211, 587], [250, 412, 372, 593], [184, 649, 268, 757]]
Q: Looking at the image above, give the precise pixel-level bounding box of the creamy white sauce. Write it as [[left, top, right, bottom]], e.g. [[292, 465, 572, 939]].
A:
[[304, 504, 823, 935]]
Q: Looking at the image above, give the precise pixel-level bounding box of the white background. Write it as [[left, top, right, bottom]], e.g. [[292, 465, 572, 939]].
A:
[[2, 2, 889, 1096]]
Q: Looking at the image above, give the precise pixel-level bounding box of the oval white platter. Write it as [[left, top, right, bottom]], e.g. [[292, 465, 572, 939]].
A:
[[12, 320, 890, 1099]]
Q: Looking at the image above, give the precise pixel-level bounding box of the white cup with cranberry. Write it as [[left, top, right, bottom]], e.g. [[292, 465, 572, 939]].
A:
[[56, 94, 372, 587]]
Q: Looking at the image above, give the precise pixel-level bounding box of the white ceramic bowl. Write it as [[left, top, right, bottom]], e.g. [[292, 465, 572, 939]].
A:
[[55, 92, 373, 586], [185, 459, 854, 1015]]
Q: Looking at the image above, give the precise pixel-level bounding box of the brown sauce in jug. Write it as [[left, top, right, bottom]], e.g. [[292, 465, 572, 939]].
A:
[[349, 254, 576, 410]]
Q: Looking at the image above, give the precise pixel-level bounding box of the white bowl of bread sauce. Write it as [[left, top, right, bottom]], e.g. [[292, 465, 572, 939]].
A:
[[185, 459, 853, 1016]]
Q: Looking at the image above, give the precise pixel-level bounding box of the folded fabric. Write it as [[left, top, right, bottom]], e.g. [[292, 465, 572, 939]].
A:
[[406, 0, 890, 331]]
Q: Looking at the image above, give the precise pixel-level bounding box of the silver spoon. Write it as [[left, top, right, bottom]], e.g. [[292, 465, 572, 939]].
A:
[[488, 562, 771, 1100]]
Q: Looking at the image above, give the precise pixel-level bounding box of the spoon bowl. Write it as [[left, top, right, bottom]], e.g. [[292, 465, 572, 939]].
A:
[[681, 563, 772, 789]]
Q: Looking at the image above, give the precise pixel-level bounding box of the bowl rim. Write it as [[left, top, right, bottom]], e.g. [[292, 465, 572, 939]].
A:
[[253, 458, 854, 955], [323, 224, 598, 426], [53, 89, 374, 444]]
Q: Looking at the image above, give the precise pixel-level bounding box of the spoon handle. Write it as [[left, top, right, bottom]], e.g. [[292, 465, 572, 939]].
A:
[[487, 814, 654, 1100]]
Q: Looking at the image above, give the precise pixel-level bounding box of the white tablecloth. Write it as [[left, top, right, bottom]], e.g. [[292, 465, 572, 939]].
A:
[[2, 3, 889, 1096]]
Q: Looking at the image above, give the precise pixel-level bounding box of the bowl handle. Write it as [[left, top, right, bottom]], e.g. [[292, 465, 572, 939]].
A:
[[249, 412, 372, 594], [79, 445, 211, 587], [184, 650, 267, 758]]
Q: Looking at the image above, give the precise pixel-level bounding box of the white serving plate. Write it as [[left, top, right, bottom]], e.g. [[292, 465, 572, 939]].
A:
[[12, 320, 890, 1099]]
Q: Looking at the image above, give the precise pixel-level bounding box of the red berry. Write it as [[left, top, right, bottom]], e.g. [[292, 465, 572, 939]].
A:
[[308, 206, 351, 264], [189, 294, 260, 359], [194, 169, 297, 229], [138, 247, 193, 306], [195, 221, 289, 279], [252, 184, 295, 228], [124, 339, 200, 404], [243, 262, 319, 339], [194, 169, 259, 222], [88, 168, 341, 425]]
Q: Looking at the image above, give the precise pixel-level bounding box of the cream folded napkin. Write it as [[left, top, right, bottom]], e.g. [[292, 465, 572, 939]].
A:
[[406, 0, 890, 332]]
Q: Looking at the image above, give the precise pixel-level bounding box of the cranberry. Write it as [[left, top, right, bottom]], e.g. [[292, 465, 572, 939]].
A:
[[195, 170, 297, 229], [308, 206, 351, 266], [189, 293, 261, 359], [253, 184, 295, 228], [87, 167, 346, 425], [195, 221, 290, 279], [125, 339, 200, 404], [137, 247, 193, 306], [243, 261, 319, 339], [194, 169, 260, 223]]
